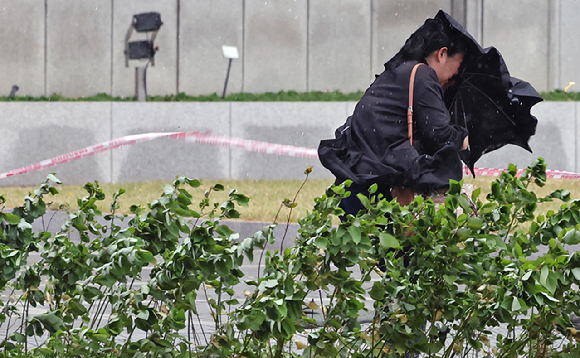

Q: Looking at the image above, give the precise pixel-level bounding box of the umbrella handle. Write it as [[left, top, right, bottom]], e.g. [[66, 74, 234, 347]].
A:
[[408, 63, 422, 146]]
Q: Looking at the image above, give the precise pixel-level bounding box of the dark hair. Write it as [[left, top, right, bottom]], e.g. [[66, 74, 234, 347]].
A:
[[384, 18, 470, 71]]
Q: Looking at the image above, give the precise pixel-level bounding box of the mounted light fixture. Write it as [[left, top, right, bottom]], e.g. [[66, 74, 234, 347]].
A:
[[124, 12, 163, 101]]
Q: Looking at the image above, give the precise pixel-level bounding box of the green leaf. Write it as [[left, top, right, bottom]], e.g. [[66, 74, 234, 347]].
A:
[[164, 216, 181, 238], [18, 221, 32, 230], [356, 193, 370, 209], [455, 227, 471, 239], [545, 272, 558, 294], [347, 226, 361, 244], [379, 232, 400, 249], [10, 332, 26, 342], [467, 217, 483, 230], [216, 224, 234, 238], [443, 275, 457, 285], [47, 173, 62, 184], [258, 279, 278, 291], [135, 250, 155, 265], [563, 229, 580, 245], [571, 268, 580, 281], [448, 180, 461, 195], [188, 179, 201, 188], [35, 312, 64, 334], [457, 195, 472, 212], [315, 236, 328, 249], [540, 265, 549, 286], [71, 216, 89, 231], [2, 213, 20, 225], [369, 281, 386, 301], [511, 297, 521, 311], [540, 291, 559, 302], [163, 184, 174, 195]]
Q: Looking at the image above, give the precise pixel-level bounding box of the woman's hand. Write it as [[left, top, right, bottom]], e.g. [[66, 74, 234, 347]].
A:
[[462, 136, 469, 150]]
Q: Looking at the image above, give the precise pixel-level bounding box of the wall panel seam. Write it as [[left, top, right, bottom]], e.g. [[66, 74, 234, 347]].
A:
[[110, 0, 114, 95], [369, 0, 373, 85], [176, 0, 180, 94], [228, 102, 232, 180], [306, 0, 310, 91], [242, 0, 246, 92], [44, 0, 48, 96]]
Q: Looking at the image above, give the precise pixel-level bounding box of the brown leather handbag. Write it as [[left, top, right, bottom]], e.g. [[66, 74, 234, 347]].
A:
[[391, 63, 422, 206]]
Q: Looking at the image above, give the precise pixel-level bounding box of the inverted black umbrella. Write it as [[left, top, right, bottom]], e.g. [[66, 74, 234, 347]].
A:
[[435, 11, 543, 174]]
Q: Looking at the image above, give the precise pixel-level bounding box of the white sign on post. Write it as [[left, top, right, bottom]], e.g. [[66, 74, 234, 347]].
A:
[[221, 45, 239, 59]]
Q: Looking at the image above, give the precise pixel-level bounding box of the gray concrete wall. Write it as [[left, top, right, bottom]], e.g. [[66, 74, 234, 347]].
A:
[[0, 101, 577, 187], [371, 0, 453, 77], [244, 0, 308, 93], [554, 0, 580, 91], [229, 102, 351, 180], [46, 1, 112, 97], [0, 103, 112, 186], [308, 0, 371, 92], [481, 1, 550, 93], [110, 102, 231, 183], [0, 1, 577, 98], [178, 0, 244, 96], [0, 0, 45, 97]]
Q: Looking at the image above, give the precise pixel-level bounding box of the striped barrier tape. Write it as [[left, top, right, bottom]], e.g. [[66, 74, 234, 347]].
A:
[[0, 131, 579, 180], [0, 131, 318, 180], [463, 167, 580, 180]]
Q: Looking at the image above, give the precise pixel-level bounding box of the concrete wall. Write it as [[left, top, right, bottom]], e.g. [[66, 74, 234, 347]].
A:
[[481, 1, 550, 92], [0, 101, 577, 187], [0, 1, 576, 98], [0, 1, 45, 97], [46, 1, 112, 97]]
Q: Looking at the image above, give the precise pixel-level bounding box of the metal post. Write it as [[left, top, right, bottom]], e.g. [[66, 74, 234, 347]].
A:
[[222, 58, 233, 99], [135, 66, 147, 102]]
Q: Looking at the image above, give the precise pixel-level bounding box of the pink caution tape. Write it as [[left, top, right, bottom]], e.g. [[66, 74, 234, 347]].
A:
[[0, 131, 318, 180], [463, 167, 580, 180], [1, 131, 579, 180]]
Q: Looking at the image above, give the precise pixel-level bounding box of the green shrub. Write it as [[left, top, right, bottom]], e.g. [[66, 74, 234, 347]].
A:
[[0, 91, 366, 102], [2, 158, 580, 357], [0, 90, 578, 102]]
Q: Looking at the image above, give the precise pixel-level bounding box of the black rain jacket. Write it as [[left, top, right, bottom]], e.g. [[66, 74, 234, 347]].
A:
[[318, 60, 469, 193]]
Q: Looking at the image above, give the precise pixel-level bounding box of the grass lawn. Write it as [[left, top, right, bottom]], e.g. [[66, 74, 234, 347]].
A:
[[1, 175, 579, 223]]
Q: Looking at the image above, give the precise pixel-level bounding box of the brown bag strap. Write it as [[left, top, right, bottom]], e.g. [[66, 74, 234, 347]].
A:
[[407, 63, 422, 145]]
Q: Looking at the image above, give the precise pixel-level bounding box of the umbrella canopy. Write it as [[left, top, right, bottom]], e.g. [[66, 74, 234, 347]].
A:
[[435, 11, 543, 174]]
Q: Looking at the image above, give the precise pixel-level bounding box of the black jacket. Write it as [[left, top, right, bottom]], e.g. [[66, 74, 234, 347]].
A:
[[318, 61, 468, 193]]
